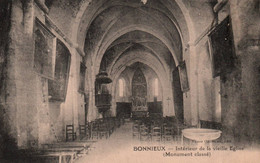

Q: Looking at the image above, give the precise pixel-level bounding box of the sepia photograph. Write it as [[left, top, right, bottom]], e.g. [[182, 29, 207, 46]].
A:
[[0, 0, 260, 162]]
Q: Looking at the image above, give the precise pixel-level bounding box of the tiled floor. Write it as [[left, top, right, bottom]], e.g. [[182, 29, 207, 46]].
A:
[[75, 122, 260, 163]]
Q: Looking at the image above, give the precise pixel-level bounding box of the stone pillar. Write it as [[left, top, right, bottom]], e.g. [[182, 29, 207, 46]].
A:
[[188, 45, 200, 126], [230, 0, 260, 144], [87, 63, 98, 121], [71, 49, 79, 134], [0, 0, 36, 155], [0, 1, 15, 157]]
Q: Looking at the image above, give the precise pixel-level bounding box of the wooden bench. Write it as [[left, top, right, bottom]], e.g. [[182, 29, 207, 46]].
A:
[[32, 151, 77, 163], [42, 146, 89, 156], [42, 140, 95, 151], [39, 141, 96, 162]]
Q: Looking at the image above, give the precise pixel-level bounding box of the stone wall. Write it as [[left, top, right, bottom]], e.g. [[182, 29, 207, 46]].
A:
[[0, 0, 13, 157], [229, 0, 260, 144], [0, 1, 87, 156]]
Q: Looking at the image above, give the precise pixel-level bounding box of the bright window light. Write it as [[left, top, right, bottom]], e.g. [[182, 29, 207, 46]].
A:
[[119, 79, 124, 97], [154, 78, 158, 97]]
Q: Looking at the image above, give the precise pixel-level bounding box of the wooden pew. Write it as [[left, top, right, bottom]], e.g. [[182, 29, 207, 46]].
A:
[[31, 151, 77, 163], [42, 140, 96, 155]]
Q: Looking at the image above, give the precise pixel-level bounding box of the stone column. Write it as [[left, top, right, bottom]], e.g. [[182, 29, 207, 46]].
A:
[[188, 45, 200, 126], [0, 0, 36, 155], [0, 1, 19, 154], [71, 49, 79, 134], [230, 0, 260, 144]]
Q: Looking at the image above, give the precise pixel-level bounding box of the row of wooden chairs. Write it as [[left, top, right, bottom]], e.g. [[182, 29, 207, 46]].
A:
[[90, 117, 124, 139], [66, 117, 124, 141], [132, 120, 178, 142]]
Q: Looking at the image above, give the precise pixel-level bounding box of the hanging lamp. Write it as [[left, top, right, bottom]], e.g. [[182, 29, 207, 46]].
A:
[[141, 0, 148, 4]]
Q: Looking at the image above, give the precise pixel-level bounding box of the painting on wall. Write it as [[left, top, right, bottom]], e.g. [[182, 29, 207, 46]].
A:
[[178, 61, 189, 92], [48, 39, 71, 102], [79, 62, 86, 93], [208, 16, 235, 77], [34, 18, 55, 79]]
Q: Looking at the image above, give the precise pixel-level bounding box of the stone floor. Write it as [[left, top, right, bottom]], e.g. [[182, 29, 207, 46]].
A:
[[75, 122, 260, 163], [75, 122, 174, 163]]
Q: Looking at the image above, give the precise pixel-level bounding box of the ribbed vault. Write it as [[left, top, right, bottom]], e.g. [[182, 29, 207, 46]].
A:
[[43, 0, 217, 121], [77, 0, 192, 117]]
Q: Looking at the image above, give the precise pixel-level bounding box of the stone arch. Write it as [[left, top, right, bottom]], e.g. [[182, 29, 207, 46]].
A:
[[106, 43, 169, 76], [93, 26, 179, 75], [72, 0, 195, 50], [110, 55, 174, 117]]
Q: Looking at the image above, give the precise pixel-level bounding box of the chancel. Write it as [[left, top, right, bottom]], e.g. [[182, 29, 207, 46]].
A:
[[0, 0, 260, 162]]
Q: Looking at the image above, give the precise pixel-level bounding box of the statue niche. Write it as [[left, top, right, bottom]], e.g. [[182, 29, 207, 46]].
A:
[[131, 68, 148, 117]]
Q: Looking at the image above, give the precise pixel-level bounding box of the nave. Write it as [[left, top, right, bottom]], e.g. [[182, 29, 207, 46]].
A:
[[0, 0, 260, 162]]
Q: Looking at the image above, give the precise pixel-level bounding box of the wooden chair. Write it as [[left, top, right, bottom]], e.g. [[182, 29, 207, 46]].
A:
[[66, 125, 76, 141], [79, 125, 86, 140], [139, 124, 150, 141], [162, 125, 174, 142], [99, 122, 110, 139], [91, 122, 99, 140], [132, 122, 140, 139], [151, 126, 162, 142], [107, 119, 115, 134], [85, 122, 91, 140]]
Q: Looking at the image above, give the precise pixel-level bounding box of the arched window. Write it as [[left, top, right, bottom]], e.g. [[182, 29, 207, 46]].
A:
[[154, 78, 159, 97], [119, 79, 124, 97]]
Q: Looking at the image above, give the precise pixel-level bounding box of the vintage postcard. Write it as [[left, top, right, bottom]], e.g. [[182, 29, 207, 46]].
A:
[[0, 0, 259, 163]]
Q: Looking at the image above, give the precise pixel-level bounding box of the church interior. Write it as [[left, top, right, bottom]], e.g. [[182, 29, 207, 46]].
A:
[[0, 0, 260, 162]]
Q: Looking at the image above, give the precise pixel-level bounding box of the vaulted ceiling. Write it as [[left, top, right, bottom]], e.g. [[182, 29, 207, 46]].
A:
[[79, 0, 192, 81], [47, 0, 215, 81], [44, 0, 217, 117]]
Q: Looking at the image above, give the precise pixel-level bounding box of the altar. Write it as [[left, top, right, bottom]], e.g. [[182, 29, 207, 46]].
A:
[[131, 96, 148, 118], [131, 67, 148, 119]]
